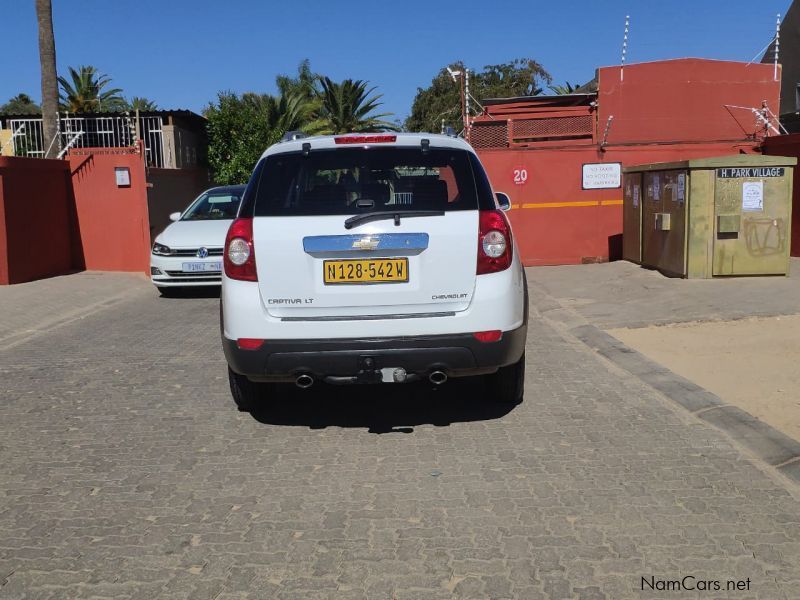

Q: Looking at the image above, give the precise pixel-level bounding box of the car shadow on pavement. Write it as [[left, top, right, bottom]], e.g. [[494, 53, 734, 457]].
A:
[[247, 378, 519, 434], [157, 286, 221, 299]]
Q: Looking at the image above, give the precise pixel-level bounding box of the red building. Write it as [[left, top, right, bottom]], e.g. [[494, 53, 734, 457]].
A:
[[470, 58, 782, 266]]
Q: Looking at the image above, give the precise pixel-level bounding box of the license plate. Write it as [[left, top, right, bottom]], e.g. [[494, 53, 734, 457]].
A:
[[182, 262, 222, 272], [323, 258, 409, 284]]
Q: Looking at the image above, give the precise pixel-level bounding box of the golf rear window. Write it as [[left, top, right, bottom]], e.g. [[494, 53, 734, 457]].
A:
[[250, 147, 483, 216]]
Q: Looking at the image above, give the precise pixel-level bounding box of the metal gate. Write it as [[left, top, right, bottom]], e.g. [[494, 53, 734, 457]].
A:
[[1, 115, 165, 167]]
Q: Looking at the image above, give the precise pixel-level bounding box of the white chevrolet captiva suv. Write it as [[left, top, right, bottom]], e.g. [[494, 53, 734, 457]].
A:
[[221, 132, 527, 410]]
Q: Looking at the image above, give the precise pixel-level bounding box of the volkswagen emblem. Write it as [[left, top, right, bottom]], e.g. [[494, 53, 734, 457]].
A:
[[196, 247, 209, 258]]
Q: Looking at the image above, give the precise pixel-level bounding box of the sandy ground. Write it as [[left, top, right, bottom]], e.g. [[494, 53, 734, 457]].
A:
[[610, 315, 800, 442]]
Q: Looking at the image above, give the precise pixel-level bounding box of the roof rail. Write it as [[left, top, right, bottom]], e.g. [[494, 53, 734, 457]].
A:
[[281, 130, 308, 142]]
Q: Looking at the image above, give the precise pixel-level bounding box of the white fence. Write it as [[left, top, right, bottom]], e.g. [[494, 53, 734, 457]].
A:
[[1, 115, 165, 167]]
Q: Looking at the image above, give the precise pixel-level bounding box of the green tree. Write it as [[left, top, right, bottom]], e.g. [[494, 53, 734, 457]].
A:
[[311, 77, 397, 135], [205, 61, 396, 182], [125, 96, 158, 111], [205, 90, 308, 184], [405, 58, 552, 133], [275, 59, 321, 126], [405, 63, 465, 135], [0, 93, 41, 115], [276, 59, 320, 102], [58, 65, 126, 112], [548, 81, 579, 95], [479, 59, 550, 98], [35, 0, 59, 157]]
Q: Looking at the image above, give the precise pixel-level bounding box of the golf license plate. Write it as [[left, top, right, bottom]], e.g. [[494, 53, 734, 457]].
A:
[[182, 262, 222, 272], [323, 258, 409, 284]]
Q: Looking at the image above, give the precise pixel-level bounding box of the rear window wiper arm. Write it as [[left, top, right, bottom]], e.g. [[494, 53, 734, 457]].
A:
[[344, 210, 445, 230]]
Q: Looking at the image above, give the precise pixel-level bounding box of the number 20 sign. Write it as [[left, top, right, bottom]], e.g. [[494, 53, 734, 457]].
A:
[[513, 166, 528, 185]]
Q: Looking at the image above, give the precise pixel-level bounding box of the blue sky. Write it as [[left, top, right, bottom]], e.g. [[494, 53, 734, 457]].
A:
[[1, 0, 792, 121]]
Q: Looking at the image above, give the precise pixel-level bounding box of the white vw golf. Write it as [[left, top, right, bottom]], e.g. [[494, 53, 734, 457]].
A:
[[150, 185, 246, 294], [220, 133, 527, 408]]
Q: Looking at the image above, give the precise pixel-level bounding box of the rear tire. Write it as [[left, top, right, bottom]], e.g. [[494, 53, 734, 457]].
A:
[[485, 352, 525, 404], [228, 367, 268, 411]]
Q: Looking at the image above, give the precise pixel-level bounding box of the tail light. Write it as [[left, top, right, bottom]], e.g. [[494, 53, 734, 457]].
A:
[[224, 218, 257, 281], [477, 210, 513, 275]]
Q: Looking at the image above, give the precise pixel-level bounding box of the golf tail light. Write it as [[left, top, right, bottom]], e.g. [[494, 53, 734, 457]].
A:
[[477, 210, 513, 275], [224, 218, 257, 281]]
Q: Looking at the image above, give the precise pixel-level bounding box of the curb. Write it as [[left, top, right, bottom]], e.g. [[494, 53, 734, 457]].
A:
[[571, 322, 800, 484], [525, 274, 800, 486]]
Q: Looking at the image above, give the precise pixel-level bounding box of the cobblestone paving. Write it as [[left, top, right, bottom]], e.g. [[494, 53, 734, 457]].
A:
[[0, 280, 799, 599]]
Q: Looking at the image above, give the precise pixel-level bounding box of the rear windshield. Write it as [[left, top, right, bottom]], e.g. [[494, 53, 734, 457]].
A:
[[248, 147, 487, 217]]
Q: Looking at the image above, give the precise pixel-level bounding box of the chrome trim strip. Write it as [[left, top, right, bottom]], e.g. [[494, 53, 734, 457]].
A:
[[303, 233, 429, 256], [280, 311, 455, 322]]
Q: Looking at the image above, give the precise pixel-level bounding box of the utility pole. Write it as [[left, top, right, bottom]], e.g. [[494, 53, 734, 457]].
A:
[[447, 66, 467, 137]]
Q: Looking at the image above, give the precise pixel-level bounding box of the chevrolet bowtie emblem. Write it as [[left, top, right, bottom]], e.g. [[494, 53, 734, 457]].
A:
[[352, 237, 379, 250]]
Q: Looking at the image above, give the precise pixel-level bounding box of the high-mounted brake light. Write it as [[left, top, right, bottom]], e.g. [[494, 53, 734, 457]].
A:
[[224, 218, 257, 281], [477, 210, 513, 275], [334, 135, 397, 145]]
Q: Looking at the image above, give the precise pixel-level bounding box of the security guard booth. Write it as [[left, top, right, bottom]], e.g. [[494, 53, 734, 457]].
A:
[[623, 155, 796, 278]]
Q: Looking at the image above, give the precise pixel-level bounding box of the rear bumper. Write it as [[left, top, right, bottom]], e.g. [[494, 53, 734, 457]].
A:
[[223, 325, 527, 382]]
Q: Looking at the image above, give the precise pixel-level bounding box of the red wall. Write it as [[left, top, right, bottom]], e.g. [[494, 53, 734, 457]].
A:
[[68, 147, 150, 273], [479, 142, 756, 265], [763, 133, 800, 256], [473, 58, 780, 266], [1, 147, 156, 285], [0, 157, 77, 284], [598, 59, 781, 144]]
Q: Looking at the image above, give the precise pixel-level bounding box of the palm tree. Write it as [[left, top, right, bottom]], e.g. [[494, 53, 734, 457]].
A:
[[311, 78, 397, 135], [0, 93, 41, 115], [241, 91, 310, 144], [276, 59, 322, 127], [126, 96, 158, 111], [58, 66, 126, 112], [35, 0, 59, 157], [548, 82, 579, 95]]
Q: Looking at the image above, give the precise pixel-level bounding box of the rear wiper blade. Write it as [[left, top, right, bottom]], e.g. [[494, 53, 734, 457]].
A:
[[344, 210, 445, 230]]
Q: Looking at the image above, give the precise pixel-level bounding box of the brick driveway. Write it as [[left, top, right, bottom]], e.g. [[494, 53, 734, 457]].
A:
[[0, 274, 798, 599]]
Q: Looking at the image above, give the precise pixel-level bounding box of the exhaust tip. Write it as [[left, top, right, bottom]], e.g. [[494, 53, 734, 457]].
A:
[[429, 370, 448, 385], [296, 374, 314, 389]]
